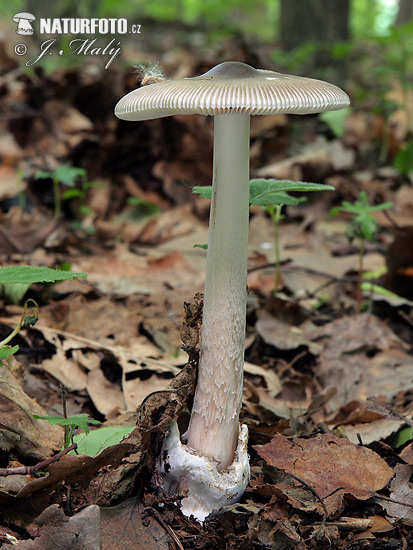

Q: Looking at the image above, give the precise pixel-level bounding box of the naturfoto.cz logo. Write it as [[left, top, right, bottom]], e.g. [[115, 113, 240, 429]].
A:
[[13, 15, 142, 69]]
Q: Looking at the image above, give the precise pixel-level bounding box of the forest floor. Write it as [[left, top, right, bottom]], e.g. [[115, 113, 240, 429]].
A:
[[0, 33, 412, 550]]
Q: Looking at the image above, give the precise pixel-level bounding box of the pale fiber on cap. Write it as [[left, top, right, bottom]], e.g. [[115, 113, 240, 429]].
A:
[[115, 62, 350, 121]]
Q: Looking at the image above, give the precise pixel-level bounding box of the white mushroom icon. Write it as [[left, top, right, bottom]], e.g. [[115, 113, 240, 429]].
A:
[[13, 13, 35, 35]]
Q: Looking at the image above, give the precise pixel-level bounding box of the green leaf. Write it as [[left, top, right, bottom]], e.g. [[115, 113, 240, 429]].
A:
[[35, 170, 53, 180], [54, 166, 86, 187], [0, 345, 19, 360], [194, 244, 208, 249], [2, 283, 30, 305], [251, 189, 302, 206], [0, 266, 87, 285], [331, 191, 392, 241], [36, 166, 86, 187], [192, 186, 212, 199], [33, 413, 101, 434], [62, 188, 83, 200], [319, 107, 351, 137], [392, 426, 413, 448], [71, 426, 135, 456], [249, 180, 333, 206], [126, 196, 160, 215], [394, 141, 413, 175], [250, 179, 335, 195], [193, 180, 334, 207]]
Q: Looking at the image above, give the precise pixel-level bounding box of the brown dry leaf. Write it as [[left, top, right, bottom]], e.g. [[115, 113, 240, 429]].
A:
[[36, 331, 89, 392], [382, 464, 413, 525], [393, 185, 413, 222], [19, 504, 101, 549], [370, 515, 395, 534], [255, 309, 321, 354], [19, 500, 169, 550], [34, 326, 181, 414], [40, 294, 144, 346], [121, 204, 198, 245], [255, 433, 394, 516], [256, 137, 354, 180], [72, 242, 204, 298], [343, 112, 383, 147], [0, 164, 22, 200], [331, 398, 407, 445], [0, 207, 57, 254], [0, 357, 63, 461], [86, 368, 126, 416], [250, 113, 287, 138], [304, 314, 412, 409], [43, 100, 94, 150], [244, 361, 282, 395], [123, 372, 175, 411], [15, 441, 135, 500], [344, 418, 405, 446], [101, 499, 169, 550]]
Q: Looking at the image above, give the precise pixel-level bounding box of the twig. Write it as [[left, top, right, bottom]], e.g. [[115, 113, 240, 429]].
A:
[[248, 262, 356, 284], [374, 494, 413, 508], [144, 507, 185, 550], [288, 473, 344, 542], [288, 472, 330, 519], [0, 442, 77, 477]]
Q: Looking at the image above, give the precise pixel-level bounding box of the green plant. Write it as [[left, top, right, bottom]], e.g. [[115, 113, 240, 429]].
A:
[[72, 425, 135, 456], [392, 426, 413, 449], [0, 266, 87, 364], [194, 179, 334, 294], [319, 107, 351, 138], [330, 191, 392, 313], [33, 413, 101, 450], [394, 140, 413, 176], [114, 196, 161, 224], [35, 165, 101, 219]]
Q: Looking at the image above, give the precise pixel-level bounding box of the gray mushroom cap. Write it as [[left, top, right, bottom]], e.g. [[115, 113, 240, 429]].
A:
[[115, 61, 350, 121], [12, 12, 35, 22]]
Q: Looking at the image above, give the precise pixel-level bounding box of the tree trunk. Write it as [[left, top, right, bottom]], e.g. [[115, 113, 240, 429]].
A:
[[279, 0, 349, 75], [396, 0, 413, 25]]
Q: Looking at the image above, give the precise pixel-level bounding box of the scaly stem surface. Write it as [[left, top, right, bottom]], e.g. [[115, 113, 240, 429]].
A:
[[186, 113, 250, 470]]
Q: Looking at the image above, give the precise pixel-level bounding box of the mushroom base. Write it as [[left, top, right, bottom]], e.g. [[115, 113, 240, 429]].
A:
[[158, 422, 250, 522]]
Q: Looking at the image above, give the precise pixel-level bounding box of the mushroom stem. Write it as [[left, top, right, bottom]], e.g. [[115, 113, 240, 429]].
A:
[[186, 113, 250, 470]]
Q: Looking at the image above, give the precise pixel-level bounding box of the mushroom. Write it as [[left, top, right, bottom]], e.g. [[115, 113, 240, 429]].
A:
[[12, 12, 35, 35], [115, 61, 350, 521]]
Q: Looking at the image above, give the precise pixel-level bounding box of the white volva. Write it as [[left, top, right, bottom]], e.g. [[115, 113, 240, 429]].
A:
[[159, 422, 249, 522]]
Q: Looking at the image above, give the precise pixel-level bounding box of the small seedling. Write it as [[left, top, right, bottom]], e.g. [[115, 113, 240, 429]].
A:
[[36, 165, 101, 219], [194, 178, 333, 294], [0, 266, 87, 364], [330, 191, 392, 313], [394, 140, 413, 176], [33, 413, 101, 449], [115, 196, 160, 224]]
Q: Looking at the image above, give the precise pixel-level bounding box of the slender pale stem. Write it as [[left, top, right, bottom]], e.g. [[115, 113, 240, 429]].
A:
[[186, 113, 250, 470]]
